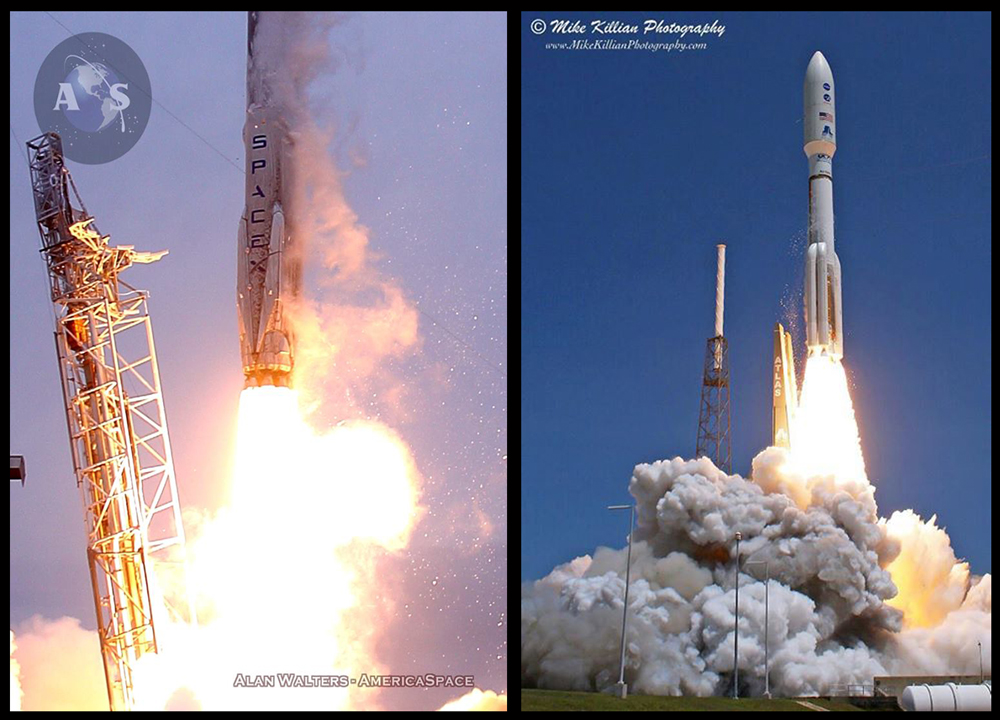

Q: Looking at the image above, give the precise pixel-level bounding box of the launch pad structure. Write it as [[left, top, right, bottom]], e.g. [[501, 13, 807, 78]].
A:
[[26, 132, 194, 711], [695, 244, 732, 474]]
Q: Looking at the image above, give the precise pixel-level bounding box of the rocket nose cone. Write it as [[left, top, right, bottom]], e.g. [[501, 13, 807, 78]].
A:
[[806, 51, 833, 84]]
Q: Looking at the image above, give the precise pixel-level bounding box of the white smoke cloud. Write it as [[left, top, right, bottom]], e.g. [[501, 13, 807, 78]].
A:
[[882, 509, 970, 628], [438, 688, 507, 711], [251, 11, 420, 420], [521, 452, 990, 697], [890, 574, 991, 677], [10, 632, 21, 712], [9, 617, 107, 711]]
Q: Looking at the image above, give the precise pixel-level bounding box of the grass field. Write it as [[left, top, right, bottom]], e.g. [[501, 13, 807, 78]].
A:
[[521, 688, 871, 711]]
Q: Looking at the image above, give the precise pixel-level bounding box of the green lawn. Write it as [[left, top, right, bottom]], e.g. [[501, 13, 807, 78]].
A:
[[805, 698, 869, 711], [521, 688, 870, 711]]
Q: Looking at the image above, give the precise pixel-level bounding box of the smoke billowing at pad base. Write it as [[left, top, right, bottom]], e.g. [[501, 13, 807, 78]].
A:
[[438, 688, 508, 711], [9, 618, 107, 711], [522, 356, 989, 697], [521, 452, 991, 696]]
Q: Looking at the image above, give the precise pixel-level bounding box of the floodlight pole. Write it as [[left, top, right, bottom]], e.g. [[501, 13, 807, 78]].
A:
[[979, 641, 983, 684], [733, 531, 741, 699], [608, 504, 635, 699]]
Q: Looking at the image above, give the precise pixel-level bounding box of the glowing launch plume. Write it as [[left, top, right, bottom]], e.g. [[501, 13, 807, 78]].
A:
[[522, 354, 986, 697], [8, 618, 106, 711], [789, 354, 867, 485], [438, 688, 508, 711], [522, 453, 990, 696], [130, 386, 422, 710], [10, 632, 21, 712], [882, 510, 971, 628]]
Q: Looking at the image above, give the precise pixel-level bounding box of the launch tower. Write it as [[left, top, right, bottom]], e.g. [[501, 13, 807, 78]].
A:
[[26, 133, 193, 710], [695, 244, 732, 474]]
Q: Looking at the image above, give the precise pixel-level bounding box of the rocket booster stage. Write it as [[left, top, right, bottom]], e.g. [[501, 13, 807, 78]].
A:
[[237, 11, 301, 388], [803, 51, 843, 361]]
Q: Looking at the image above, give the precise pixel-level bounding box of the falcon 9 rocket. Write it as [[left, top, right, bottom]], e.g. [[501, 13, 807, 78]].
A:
[[237, 11, 301, 388]]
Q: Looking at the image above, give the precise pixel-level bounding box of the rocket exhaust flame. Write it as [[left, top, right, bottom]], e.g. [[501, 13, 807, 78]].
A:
[[130, 387, 423, 710], [788, 355, 867, 485]]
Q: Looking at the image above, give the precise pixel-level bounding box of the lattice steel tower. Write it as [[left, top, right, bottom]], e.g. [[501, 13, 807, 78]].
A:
[[26, 133, 194, 710], [695, 244, 732, 474]]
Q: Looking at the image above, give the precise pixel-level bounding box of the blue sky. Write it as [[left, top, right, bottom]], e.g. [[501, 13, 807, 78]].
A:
[[522, 12, 990, 581], [10, 11, 506, 708]]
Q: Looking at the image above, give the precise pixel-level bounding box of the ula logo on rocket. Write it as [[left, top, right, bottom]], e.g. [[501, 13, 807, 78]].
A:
[[33, 32, 152, 164]]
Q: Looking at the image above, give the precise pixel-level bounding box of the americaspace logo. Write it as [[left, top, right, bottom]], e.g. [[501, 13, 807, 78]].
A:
[[33, 32, 152, 164]]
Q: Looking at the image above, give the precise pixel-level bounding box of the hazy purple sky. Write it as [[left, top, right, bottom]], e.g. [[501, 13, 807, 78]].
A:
[[9, 11, 506, 709]]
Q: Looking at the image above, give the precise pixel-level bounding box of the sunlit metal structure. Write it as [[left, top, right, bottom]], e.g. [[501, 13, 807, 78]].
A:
[[695, 244, 732, 473], [26, 132, 193, 710]]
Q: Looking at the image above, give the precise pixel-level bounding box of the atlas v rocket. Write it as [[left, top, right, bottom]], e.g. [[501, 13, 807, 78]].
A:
[[237, 11, 301, 388], [773, 51, 845, 448], [803, 51, 843, 361]]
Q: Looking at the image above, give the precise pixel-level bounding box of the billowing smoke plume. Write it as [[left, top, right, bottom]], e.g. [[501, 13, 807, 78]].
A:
[[521, 452, 991, 697], [10, 632, 20, 711], [437, 688, 507, 711], [882, 509, 971, 628], [9, 617, 107, 711], [251, 11, 420, 421]]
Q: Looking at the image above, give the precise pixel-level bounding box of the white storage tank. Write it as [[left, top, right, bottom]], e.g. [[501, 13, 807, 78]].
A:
[[899, 682, 991, 711]]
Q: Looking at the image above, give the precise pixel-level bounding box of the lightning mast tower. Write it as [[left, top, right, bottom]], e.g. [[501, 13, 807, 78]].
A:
[[26, 133, 193, 711], [695, 244, 732, 473]]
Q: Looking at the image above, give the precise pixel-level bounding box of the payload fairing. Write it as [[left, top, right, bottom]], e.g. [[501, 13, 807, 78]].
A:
[[803, 51, 843, 360], [237, 11, 301, 388]]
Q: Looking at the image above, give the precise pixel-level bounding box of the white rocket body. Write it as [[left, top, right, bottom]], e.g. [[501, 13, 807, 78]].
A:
[[803, 51, 844, 361], [236, 12, 300, 388]]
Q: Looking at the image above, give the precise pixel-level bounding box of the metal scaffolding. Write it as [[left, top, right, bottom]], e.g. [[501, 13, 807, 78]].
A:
[[695, 244, 732, 474], [696, 335, 732, 474], [26, 132, 193, 710]]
